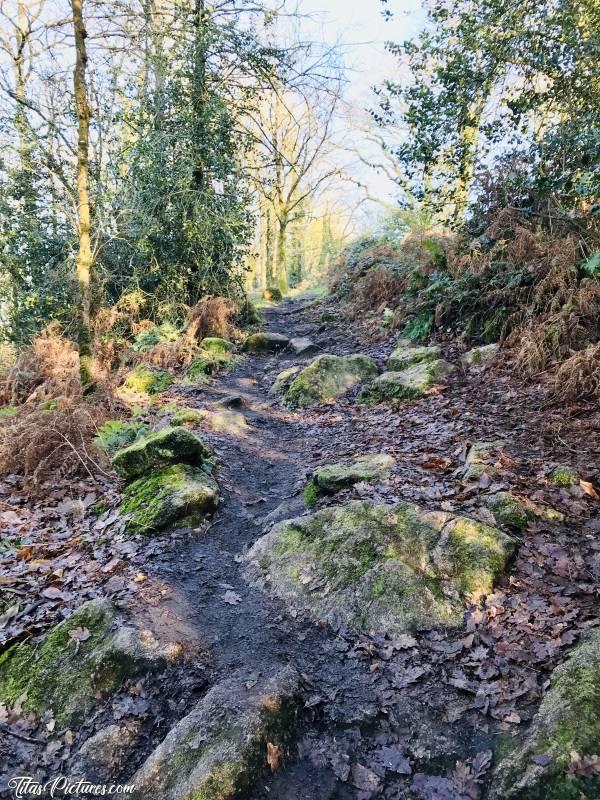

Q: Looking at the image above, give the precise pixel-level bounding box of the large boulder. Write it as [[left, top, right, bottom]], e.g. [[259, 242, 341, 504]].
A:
[[360, 360, 455, 403], [112, 426, 211, 480], [490, 629, 600, 800], [245, 501, 514, 635], [387, 340, 442, 371], [0, 600, 180, 727], [269, 365, 301, 397], [119, 464, 219, 534], [242, 332, 289, 353], [285, 354, 378, 408], [131, 667, 300, 800], [310, 454, 395, 494]]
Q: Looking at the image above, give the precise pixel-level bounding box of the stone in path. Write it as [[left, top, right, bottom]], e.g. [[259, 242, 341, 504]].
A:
[[360, 360, 455, 403], [285, 354, 378, 408], [269, 365, 301, 396], [0, 599, 181, 727], [243, 332, 290, 353], [112, 426, 211, 480], [310, 453, 395, 493], [387, 340, 442, 371], [461, 342, 499, 368], [120, 464, 219, 534], [490, 629, 600, 800], [131, 666, 300, 800], [289, 336, 319, 356], [245, 500, 514, 636]]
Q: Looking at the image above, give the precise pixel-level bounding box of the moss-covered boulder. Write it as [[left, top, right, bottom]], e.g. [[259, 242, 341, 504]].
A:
[[285, 354, 378, 408], [483, 492, 530, 530], [245, 501, 514, 635], [269, 366, 301, 397], [124, 365, 173, 395], [310, 453, 395, 494], [242, 332, 289, 353], [120, 464, 219, 534], [461, 343, 499, 368], [463, 440, 504, 481], [169, 408, 206, 427], [360, 360, 455, 404], [490, 630, 600, 800], [387, 341, 442, 371], [548, 465, 579, 487], [112, 426, 210, 480], [131, 667, 300, 800], [200, 337, 235, 355], [0, 599, 179, 727]]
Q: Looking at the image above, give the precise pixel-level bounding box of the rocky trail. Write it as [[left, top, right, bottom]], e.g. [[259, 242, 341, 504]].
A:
[[1, 296, 599, 799]]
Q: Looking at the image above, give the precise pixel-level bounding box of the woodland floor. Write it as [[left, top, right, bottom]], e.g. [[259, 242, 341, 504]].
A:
[[1, 297, 599, 799]]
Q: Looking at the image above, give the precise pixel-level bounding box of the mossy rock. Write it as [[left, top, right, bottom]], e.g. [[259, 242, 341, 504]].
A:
[[490, 629, 600, 800], [483, 492, 530, 530], [387, 341, 442, 371], [263, 286, 283, 302], [548, 465, 579, 488], [124, 365, 173, 395], [112, 426, 211, 480], [242, 332, 289, 353], [285, 354, 378, 409], [245, 500, 514, 635], [200, 337, 236, 356], [463, 440, 504, 481], [360, 360, 455, 404], [310, 453, 395, 495], [269, 366, 301, 397], [461, 343, 499, 368], [0, 600, 178, 727], [131, 667, 300, 800], [169, 408, 206, 427], [120, 464, 219, 534]]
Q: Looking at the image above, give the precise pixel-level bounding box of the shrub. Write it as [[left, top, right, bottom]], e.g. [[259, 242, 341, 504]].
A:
[[186, 296, 240, 342]]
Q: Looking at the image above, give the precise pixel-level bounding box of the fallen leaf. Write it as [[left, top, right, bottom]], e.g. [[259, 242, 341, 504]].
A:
[[266, 742, 282, 770]]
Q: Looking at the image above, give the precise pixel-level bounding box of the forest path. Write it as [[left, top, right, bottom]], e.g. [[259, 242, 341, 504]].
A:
[[142, 298, 378, 799]]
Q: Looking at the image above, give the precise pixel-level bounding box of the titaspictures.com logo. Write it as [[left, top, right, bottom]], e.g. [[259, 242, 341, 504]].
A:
[[7, 776, 136, 798]]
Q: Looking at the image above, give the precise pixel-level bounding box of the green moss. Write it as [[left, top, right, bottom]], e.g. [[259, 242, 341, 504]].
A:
[[95, 419, 147, 454], [247, 501, 512, 635], [303, 482, 321, 508], [132, 322, 180, 352], [486, 492, 530, 530], [0, 406, 17, 418], [387, 343, 441, 371], [0, 601, 122, 726], [124, 365, 173, 394], [112, 426, 210, 480], [313, 454, 395, 493], [444, 517, 515, 599], [548, 466, 579, 487], [360, 361, 455, 404], [170, 408, 206, 427], [200, 338, 235, 356], [263, 286, 283, 302], [120, 464, 219, 534], [285, 354, 378, 409]]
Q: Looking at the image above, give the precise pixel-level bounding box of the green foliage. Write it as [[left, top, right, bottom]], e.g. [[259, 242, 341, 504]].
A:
[[94, 420, 147, 454], [132, 323, 180, 352], [401, 312, 434, 343], [124, 366, 173, 395], [582, 250, 600, 278]]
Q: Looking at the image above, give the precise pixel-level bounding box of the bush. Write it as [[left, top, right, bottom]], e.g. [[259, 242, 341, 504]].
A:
[[186, 296, 240, 341]]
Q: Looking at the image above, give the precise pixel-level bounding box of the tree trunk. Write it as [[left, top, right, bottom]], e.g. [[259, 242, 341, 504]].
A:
[[191, 0, 208, 190], [71, 0, 94, 384], [452, 98, 485, 224], [276, 215, 288, 294]]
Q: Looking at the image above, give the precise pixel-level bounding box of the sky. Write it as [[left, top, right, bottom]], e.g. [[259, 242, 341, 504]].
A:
[[294, 0, 426, 228]]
